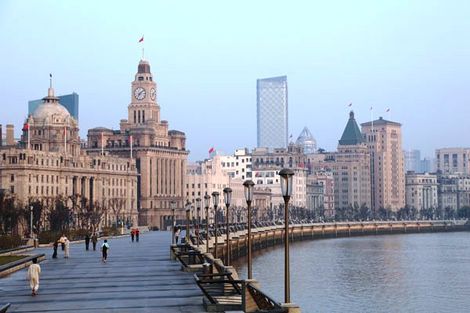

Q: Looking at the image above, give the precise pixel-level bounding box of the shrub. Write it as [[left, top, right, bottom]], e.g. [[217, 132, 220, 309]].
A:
[[0, 235, 22, 250]]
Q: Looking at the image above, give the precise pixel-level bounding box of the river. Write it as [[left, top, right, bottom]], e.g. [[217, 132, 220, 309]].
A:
[[233, 232, 470, 313]]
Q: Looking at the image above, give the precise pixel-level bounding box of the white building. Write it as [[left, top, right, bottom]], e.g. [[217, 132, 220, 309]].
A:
[[405, 172, 438, 212], [219, 148, 252, 180]]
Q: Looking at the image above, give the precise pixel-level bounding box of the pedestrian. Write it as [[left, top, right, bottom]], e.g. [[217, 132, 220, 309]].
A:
[[101, 239, 110, 263], [64, 238, 70, 258], [135, 228, 140, 242], [131, 229, 135, 242], [85, 233, 90, 250], [26, 258, 41, 296], [175, 226, 181, 244], [52, 240, 58, 259], [59, 234, 66, 251], [92, 232, 98, 251]]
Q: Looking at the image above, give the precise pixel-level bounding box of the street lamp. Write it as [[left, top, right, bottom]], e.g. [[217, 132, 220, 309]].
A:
[[279, 168, 294, 304], [204, 194, 211, 253], [30, 205, 33, 239], [185, 200, 191, 243], [223, 187, 232, 265], [196, 198, 201, 247], [243, 180, 255, 279], [170, 200, 176, 245], [212, 191, 220, 258]]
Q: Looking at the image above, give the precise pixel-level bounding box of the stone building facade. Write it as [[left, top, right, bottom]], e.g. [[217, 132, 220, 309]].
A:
[[405, 172, 438, 213], [435, 148, 470, 175], [0, 86, 138, 228], [362, 116, 405, 212], [87, 59, 188, 228]]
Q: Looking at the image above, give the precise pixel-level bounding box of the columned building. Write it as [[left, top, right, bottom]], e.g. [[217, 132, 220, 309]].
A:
[[87, 59, 188, 228], [405, 172, 438, 214], [362, 117, 405, 212], [0, 86, 138, 229]]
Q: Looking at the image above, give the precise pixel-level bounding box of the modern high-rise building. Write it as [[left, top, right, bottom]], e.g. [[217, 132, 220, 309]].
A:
[[256, 76, 288, 149], [404, 149, 421, 172], [362, 116, 405, 212], [29, 92, 79, 121]]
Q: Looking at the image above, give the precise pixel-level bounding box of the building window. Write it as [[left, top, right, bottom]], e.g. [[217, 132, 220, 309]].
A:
[[10, 174, 14, 182]]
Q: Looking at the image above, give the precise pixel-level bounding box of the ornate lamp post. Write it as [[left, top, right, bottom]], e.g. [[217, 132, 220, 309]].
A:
[[243, 180, 255, 279], [211, 191, 220, 258], [30, 205, 34, 239], [195, 197, 201, 247], [204, 194, 211, 253], [170, 200, 176, 245], [223, 187, 232, 265], [185, 200, 191, 243], [279, 168, 294, 304]]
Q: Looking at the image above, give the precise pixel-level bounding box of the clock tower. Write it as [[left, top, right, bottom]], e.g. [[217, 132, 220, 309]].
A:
[[128, 59, 160, 126]]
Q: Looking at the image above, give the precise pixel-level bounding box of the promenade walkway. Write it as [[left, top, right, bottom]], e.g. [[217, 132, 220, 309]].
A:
[[0, 231, 204, 312]]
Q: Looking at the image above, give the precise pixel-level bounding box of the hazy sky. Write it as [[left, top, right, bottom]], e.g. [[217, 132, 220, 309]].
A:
[[1, 0, 469, 161]]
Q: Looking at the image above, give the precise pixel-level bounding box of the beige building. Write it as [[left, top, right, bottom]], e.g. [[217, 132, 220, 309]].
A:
[[405, 172, 438, 213], [87, 59, 188, 228], [328, 111, 371, 210], [306, 170, 335, 218], [0, 86, 138, 228], [362, 116, 405, 212], [435, 148, 470, 175]]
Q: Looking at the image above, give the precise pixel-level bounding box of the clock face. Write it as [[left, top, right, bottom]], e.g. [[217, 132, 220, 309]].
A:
[[134, 87, 146, 100], [150, 88, 156, 101]]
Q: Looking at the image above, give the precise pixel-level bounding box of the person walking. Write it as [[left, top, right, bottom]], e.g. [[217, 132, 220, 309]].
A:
[[92, 233, 98, 251], [175, 227, 181, 244], [135, 228, 140, 242], [131, 229, 135, 242], [85, 233, 90, 250], [101, 240, 110, 263], [27, 258, 41, 296], [64, 238, 70, 258], [59, 234, 66, 251], [52, 240, 58, 259]]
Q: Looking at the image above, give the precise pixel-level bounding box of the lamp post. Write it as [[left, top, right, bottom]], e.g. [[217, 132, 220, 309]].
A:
[[204, 194, 211, 253], [195, 198, 201, 248], [212, 191, 220, 258], [243, 180, 255, 279], [170, 200, 176, 245], [30, 205, 33, 239], [223, 187, 232, 265], [279, 168, 294, 304], [185, 200, 191, 243]]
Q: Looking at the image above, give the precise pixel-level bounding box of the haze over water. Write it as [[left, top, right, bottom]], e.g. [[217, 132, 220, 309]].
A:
[[234, 232, 470, 313]]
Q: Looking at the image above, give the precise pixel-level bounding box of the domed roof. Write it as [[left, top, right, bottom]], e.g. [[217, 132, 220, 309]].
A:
[[32, 88, 71, 123], [296, 126, 317, 154]]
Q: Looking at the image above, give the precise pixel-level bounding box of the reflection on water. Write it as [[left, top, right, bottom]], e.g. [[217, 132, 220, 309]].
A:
[[233, 232, 470, 313]]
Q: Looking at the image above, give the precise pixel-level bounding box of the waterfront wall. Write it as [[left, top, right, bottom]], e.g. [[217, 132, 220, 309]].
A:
[[212, 220, 469, 262]]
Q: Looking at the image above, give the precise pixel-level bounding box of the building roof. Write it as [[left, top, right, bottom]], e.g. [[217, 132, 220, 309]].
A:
[[295, 126, 317, 154], [32, 88, 71, 122], [361, 116, 401, 127], [339, 111, 364, 146]]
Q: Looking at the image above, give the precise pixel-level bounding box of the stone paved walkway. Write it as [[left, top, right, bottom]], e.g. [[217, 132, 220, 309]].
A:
[[0, 231, 205, 312]]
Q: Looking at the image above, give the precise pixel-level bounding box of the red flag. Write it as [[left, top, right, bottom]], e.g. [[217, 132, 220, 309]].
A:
[[208, 147, 215, 154], [138, 36, 144, 43], [23, 123, 29, 131]]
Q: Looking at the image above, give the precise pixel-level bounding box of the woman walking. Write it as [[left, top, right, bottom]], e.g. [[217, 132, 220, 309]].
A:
[[101, 240, 110, 263], [27, 258, 41, 296]]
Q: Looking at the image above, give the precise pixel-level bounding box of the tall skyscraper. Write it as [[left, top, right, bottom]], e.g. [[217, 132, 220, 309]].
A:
[[29, 92, 79, 121], [256, 76, 288, 149], [362, 116, 405, 212]]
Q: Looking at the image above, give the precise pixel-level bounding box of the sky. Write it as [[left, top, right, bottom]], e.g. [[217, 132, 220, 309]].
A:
[[1, 0, 470, 161]]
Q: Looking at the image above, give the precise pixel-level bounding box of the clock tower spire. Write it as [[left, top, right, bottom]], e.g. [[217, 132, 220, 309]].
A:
[[128, 59, 159, 126]]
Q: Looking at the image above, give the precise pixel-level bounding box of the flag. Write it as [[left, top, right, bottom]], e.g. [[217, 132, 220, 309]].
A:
[[49, 73, 52, 78], [289, 134, 293, 139], [22, 123, 29, 131], [208, 147, 215, 154], [386, 108, 390, 112], [348, 102, 352, 107], [370, 106, 373, 111], [138, 36, 144, 43]]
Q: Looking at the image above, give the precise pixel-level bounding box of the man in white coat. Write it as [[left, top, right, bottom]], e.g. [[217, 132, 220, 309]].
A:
[[27, 258, 41, 296]]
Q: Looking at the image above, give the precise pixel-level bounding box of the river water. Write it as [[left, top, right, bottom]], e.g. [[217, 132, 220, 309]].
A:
[[233, 232, 470, 313]]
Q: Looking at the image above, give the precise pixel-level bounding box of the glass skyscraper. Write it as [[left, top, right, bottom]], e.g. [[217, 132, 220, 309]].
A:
[[256, 76, 288, 149], [28, 92, 79, 121]]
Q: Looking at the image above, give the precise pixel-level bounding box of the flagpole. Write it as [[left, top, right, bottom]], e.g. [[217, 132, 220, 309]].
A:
[[370, 106, 374, 134]]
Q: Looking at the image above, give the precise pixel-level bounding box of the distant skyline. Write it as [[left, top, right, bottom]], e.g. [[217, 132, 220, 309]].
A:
[[1, 1, 470, 161]]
